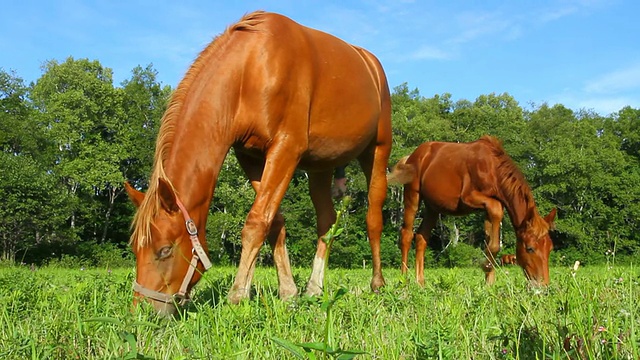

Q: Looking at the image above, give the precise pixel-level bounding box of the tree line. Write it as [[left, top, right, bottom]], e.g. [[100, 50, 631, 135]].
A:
[[1, 57, 639, 268]]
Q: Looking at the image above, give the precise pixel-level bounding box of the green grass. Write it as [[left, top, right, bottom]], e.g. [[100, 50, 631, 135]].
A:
[[0, 263, 638, 359]]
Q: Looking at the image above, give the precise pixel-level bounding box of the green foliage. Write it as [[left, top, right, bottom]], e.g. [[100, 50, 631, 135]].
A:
[[0, 69, 44, 157], [1, 60, 640, 268], [273, 197, 367, 359], [39, 241, 134, 269], [438, 242, 485, 268], [1, 60, 168, 260], [0, 152, 73, 260], [1, 265, 638, 359]]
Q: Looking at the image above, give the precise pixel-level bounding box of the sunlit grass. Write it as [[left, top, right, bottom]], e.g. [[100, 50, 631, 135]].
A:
[[0, 263, 638, 359]]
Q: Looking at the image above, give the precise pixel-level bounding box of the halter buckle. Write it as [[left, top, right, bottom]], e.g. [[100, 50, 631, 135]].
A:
[[185, 219, 198, 235], [172, 293, 190, 307]]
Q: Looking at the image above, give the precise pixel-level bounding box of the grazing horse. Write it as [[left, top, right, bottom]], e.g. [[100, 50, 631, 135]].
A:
[[501, 254, 517, 266], [388, 136, 556, 286], [125, 11, 391, 315]]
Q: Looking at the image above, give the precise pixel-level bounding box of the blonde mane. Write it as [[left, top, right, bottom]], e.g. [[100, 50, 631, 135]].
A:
[[130, 11, 266, 249], [481, 136, 549, 238]]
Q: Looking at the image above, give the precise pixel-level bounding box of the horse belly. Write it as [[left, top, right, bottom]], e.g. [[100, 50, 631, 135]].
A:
[[420, 161, 472, 215], [305, 115, 377, 158], [422, 184, 465, 214], [304, 30, 383, 162]]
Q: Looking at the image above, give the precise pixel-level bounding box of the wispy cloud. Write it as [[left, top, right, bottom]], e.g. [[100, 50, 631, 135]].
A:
[[549, 88, 637, 116], [577, 97, 635, 115], [584, 63, 640, 94], [450, 11, 514, 44], [536, 0, 609, 24], [409, 45, 451, 61], [538, 6, 579, 23]]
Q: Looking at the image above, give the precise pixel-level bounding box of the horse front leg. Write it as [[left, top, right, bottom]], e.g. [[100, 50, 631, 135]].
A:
[[234, 151, 298, 302], [305, 170, 336, 297], [228, 147, 299, 305], [482, 200, 503, 285]]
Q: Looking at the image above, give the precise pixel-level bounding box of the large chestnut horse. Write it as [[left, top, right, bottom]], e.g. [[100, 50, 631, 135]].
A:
[[388, 136, 555, 286], [125, 11, 391, 315]]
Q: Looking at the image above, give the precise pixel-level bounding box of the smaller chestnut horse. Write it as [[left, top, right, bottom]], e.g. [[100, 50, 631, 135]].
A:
[[501, 254, 517, 266], [388, 136, 556, 286]]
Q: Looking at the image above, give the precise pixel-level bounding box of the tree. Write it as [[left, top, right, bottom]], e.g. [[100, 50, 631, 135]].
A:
[[390, 83, 455, 160], [29, 58, 170, 244], [105, 65, 171, 244], [119, 64, 172, 187], [0, 152, 71, 261], [0, 69, 71, 260], [0, 69, 45, 157], [524, 105, 640, 262]]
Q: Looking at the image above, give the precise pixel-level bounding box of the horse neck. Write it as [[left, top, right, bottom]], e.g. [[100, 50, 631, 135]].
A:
[[159, 91, 234, 228], [164, 146, 227, 227], [497, 179, 537, 231], [157, 28, 247, 226]]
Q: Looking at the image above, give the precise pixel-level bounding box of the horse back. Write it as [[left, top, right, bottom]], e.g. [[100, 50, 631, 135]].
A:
[[408, 140, 501, 213], [226, 12, 390, 167]]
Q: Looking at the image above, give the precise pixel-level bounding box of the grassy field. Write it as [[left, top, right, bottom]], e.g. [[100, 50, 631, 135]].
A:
[[0, 262, 638, 359]]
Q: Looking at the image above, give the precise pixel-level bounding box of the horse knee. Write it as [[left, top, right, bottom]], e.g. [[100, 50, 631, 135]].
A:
[[486, 242, 500, 255], [399, 228, 413, 250], [366, 211, 383, 235], [415, 235, 427, 252], [242, 213, 269, 247], [268, 214, 285, 239]]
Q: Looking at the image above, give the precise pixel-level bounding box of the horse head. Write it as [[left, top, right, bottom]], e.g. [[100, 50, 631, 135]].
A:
[[516, 208, 556, 285], [125, 180, 211, 316]]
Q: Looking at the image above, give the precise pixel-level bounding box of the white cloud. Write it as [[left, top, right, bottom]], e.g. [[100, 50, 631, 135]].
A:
[[538, 6, 578, 23], [576, 97, 635, 115], [409, 45, 451, 61], [450, 11, 513, 44], [548, 90, 636, 116], [584, 63, 640, 94]]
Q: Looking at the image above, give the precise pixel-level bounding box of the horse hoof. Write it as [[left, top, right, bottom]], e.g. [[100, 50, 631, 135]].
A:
[[304, 283, 323, 297], [227, 288, 250, 305], [280, 286, 299, 301], [370, 278, 385, 292]]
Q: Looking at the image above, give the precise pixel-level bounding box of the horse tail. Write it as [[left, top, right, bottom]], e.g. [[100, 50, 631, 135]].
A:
[[387, 156, 416, 185]]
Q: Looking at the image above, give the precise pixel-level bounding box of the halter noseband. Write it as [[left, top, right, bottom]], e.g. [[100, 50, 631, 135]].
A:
[[133, 197, 212, 307]]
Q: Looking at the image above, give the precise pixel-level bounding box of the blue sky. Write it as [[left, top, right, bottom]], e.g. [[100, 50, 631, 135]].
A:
[[1, 0, 638, 115]]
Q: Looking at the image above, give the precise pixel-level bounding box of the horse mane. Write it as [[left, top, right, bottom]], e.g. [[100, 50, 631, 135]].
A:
[[480, 136, 549, 237], [130, 11, 266, 249]]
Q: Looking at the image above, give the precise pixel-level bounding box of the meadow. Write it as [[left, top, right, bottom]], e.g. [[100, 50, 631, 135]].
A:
[[0, 262, 638, 359]]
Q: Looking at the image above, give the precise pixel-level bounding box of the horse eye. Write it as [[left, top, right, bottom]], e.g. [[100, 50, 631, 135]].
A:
[[526, 246, 535, 254], [157, 246, 173, 260]]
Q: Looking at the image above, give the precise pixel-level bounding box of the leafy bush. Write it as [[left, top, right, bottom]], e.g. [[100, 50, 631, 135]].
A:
[[44, 241, 133, 269], [438, 242, 484, 268]]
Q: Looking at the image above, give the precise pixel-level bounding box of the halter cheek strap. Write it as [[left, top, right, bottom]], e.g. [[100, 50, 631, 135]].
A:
[[133, 196, 212, 306]]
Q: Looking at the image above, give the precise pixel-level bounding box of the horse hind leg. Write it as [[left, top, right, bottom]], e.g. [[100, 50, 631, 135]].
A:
[[268, 213, 298, 300], [399, 182, 420, 280], [415, 210, 437, 287], [358, 143, 391, 292]]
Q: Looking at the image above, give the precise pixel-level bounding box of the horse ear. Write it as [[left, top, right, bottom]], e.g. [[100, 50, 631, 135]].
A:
[[124, 182, 145, 208], [157, 178, 179, 213], [544, 208, 557, 230]]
